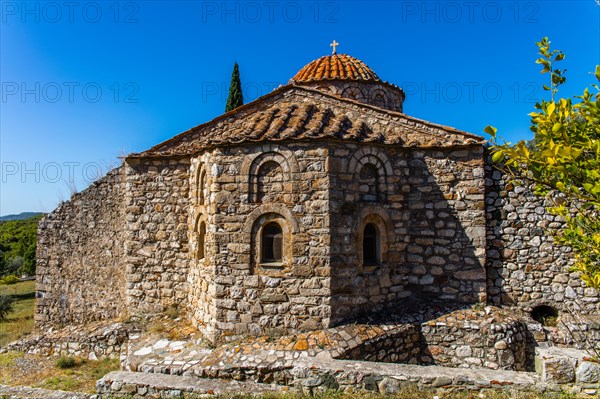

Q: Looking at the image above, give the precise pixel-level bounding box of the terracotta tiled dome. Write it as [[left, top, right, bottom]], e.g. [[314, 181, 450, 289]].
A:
[[292, 54, 380, 83]]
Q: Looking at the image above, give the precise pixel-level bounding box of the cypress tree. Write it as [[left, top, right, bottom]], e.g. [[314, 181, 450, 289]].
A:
[[225, 62, 243, 112]]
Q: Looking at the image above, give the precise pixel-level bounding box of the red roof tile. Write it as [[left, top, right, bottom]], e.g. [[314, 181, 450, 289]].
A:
[[292, 54, 380, 83], [129, 85, 484, 159]]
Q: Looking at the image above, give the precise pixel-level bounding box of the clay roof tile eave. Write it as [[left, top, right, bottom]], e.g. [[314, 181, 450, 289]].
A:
[[127, 84, 484, 159]]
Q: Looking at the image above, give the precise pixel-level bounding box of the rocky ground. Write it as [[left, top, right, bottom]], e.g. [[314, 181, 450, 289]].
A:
[[1, 306, 599, 398]]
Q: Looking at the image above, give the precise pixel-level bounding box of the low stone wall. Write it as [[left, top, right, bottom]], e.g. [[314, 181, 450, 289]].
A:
[[333, 324, 422, 364], [421, 308, 529, 371], [332, 307, 528, 371], [97, 371, 281, 398], [535, 347, 600, 396], [1, 321, 128, 360]]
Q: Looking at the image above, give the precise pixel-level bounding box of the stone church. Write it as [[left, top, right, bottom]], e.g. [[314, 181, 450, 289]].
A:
[[35, 50, 598, 342]]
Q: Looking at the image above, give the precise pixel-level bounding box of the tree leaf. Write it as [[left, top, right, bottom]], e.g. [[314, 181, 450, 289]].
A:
[[484, 125, 497, 137], [491, 150, 504, 163], [552, 123, 562, 133], [490, 38, 600, 289]]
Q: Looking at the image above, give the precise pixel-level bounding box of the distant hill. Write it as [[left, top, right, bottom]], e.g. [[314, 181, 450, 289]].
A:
[[0, 212, 44, 222], [0, 213, 43, 276]]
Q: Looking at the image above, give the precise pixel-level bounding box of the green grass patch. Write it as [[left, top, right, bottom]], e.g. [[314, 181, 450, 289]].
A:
[[0, 352, 120, 393], [0, 351, 21, 368], [0, 280, 36, 346], [0, 275, 20, 285], [41, 376, 80, 392], [0, 279, 35, 296], [56, 356, 77, 369], [86, 357, 121, 381]]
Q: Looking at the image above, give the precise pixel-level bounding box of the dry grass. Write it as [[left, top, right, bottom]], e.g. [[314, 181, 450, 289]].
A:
[[228, 390, 575, 399], [0, 351, 120, 393], [0, 280, 35, 346], [0, 351, 578, 398], [0, 283, 121, 394], [147, 315, 199, 341]]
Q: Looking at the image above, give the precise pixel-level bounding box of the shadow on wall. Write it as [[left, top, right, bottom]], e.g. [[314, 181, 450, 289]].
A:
[[485, 162, 511, 308], [328, 145, 487, 326], [329, 301, 532, 371]]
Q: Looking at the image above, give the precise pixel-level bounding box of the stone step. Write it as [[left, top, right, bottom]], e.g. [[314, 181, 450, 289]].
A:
[[535, 346, 599, 395], [128, 349, 544, 394], [0, 384, 92, 399], [96, 371, 285, 398], [293, 357, 542, 392]]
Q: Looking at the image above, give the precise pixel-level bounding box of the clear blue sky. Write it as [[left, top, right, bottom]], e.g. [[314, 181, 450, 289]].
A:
[[1, 0, 599, 216]]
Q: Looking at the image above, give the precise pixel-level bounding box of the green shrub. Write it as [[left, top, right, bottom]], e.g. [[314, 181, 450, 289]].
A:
[[0, 275, 20, 285], [0, 295, 14, 321], [55, 356, 76, 369]]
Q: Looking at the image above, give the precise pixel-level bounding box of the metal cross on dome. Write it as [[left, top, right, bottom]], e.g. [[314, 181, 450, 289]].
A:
[[330, 40, 339, 54]]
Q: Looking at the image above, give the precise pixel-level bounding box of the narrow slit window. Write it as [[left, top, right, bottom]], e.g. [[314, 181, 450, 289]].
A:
[[261, 223, 283, 263], [198, 169, 206, 205], [198, 221, 206, 260], [363, 223, 379, 266]]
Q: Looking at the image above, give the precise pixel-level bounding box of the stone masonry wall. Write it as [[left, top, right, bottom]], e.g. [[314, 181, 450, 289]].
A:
[[187, 143, 331, 340], [3, 321, 127, 360], [329, 144, 486, 324], [333, 307, 528, 371], [421, 309, 529, 371], [34, 139, 599, 345], [187, 154, 217, 340], [36, 167, 127, 328], [297, 81, 405, 112], [124, 158, 191, 315], [485, 161, 600, 315]]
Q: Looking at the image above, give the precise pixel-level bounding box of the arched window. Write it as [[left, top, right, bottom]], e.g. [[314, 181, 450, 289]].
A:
[[349, 151, 391, 203], [257, 160, 283, 203], [341, 86, 366, 102], [197, 221, 206, 260], [246, 151, 297, 204], [261, 222, 283, 264], [373, 93, 386, 108], [248, 210, 296, 275], [363, 223, 379, 266], [359, 163, 379, 202]]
